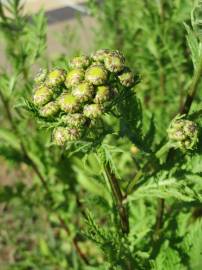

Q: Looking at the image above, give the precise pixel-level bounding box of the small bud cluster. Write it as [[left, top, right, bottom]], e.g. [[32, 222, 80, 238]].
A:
[[167, 118, 198, 151], [32, 50, 136, 146]]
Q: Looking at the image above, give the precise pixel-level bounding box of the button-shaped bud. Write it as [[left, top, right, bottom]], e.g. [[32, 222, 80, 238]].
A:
[[168, 119, 198, 150], [118, 67, 135, 87], [46, 68, 66, 88], [34, 68, 48, 85], [72, 81, 94, 102], [83, 104, 103, 119], [39, 101, 59, 118], [66, 127, 82, 141], [94, 85, 110, 103], [33, 85, 53, 107], [58, 93, 80, 113], [104, 50, 125, 73], [65, 69, 84, 88], [53, 127, 68, 145], [92, 49, 110, 62], [85, 64, 108, 85], [70, 55, 90, 69], [61, 113, 86, 128]]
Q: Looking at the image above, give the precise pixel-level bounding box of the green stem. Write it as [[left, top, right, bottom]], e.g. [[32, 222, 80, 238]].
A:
[[155, 141, 172, 159], [104, 163, 129, 234]]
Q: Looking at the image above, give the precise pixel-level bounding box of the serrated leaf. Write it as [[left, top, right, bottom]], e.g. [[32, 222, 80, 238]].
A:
[[184, 23, 200, 70], [73, 165, 111, 202], [0, 128, 20, 149]]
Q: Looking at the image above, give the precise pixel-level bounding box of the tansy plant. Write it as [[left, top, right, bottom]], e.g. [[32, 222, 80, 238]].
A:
[[1, 0, 202, 269], [29, 49, 137, 234]]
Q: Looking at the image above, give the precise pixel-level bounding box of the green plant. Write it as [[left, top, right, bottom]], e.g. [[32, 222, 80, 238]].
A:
[[0, 0, 202, 269]]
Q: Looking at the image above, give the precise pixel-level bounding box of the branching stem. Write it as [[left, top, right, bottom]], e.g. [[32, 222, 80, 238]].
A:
[[104, 163, 129, 234]]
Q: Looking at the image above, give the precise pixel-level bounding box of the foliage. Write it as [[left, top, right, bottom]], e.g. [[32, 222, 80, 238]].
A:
[[0, 0, 202, 269]]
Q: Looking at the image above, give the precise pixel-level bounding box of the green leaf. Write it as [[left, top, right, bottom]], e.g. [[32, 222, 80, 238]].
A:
[[184, 23, 200, 70], [73, 163, 111, 202], [0, 127, 20, 149]]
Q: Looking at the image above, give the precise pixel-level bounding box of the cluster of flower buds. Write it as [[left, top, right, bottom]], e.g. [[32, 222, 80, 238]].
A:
[[32, 49, 136, 146], [167, 118, 198, 151]]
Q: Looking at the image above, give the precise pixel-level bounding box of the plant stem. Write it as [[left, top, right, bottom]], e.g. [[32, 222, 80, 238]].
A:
[[104, 163, 129, 234], [154, 198, 165, 240]]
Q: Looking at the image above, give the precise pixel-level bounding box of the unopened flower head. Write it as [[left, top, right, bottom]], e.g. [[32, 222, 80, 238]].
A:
[[94, 85, 110, 103], [92, 49, 110, 62], [66, 127, 82, 141], [83, 104, 103, 119], [104, 50, 125, 73], [39, 101, 59, 118], [85, 64, 108, 85], [53, 127, 68, 146], [33, 85, 53, 107], [61, 113, 86, 128], [72, 81, 94, 102], [46, 68, 66, 88], [58, 93, 80, 113], [168, 118, 198, 150], [65, 69, 84, 88], [70, 55, 91, 69], [118, 67, 135, 87], [34, 68, 48, 85]]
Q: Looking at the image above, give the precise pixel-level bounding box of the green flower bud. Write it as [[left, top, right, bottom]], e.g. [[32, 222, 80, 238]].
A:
[[70, 55, 90, 69], [168, 119, 198, 150], [85, 64, 108, 85], [61, 113, 86, 128], [72, 81, 94, 102], [65, 69, 84, 88], [58, 93, 80, 113], [33, 85, 53, 107], [94, 85, 110, 103], [46, 68, 66, 88], [91, 49, 110, 62], [118, 67, 135, 87], [104, 50, 125, 73], [83, 104, 103, 119], [39, 101, 59, 118], [53, 127, 68, 145], [66, 127, 82, 141], [34, 68, 48, 85]]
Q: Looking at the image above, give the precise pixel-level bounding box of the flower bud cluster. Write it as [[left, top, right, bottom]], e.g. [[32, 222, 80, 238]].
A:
[[167, 118, 198, 151], [32, 50, 136, 146]]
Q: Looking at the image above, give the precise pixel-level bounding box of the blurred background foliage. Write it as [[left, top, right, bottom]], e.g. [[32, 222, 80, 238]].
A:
[[0, 0, 202, 269]]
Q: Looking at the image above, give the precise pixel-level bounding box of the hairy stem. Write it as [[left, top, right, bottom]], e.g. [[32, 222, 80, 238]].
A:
[[104, 164, 129, 234]]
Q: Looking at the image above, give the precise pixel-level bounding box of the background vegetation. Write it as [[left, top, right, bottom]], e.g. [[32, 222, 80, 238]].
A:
[[0, 0, 202, 269]]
